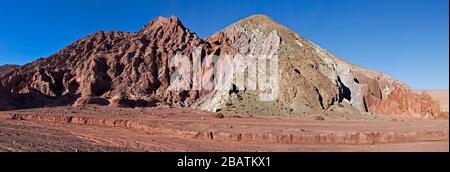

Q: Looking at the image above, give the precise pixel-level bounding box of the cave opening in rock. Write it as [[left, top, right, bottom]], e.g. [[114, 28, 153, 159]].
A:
[[229, 84, 240, 95], [342, 85, 352, 101], [337, 76, 352, 101]]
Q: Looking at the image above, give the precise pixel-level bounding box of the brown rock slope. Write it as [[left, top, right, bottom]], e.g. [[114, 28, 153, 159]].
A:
[[0, 15, 445, 119], [0, 16, 209, 109], [0, 65, 21, 110], [197, 15, 444, 119], [0, 64, 20, 78]]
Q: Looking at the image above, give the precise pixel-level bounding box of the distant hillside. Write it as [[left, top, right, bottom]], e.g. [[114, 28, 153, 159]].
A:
[[0, 64, 20, 78]]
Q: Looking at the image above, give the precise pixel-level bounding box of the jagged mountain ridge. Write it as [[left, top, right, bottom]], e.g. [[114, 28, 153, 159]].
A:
[[0, 64, 20, 79], [0, 15, 444, 118], [1, 16, 210, 109]]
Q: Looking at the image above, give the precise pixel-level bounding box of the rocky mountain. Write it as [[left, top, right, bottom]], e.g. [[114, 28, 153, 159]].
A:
[[0, 16, 209, 109], [0, 15, 445, 119], [196, 15, 444, 119], [0, 64, 20, 79], [0, 64, 21, 110]]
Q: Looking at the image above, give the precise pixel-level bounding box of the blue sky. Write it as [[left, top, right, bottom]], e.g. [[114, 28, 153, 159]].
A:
[[0, 0, 448, 89]]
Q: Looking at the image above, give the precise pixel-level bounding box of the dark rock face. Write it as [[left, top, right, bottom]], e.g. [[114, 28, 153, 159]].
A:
[[0, 15, 443, 119], [0, 64, 20, 79], [0, 65, 21, 110]]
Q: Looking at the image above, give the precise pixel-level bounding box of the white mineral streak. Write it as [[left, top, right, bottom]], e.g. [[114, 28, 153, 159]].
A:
[[306, 39, 400, 111], [195, 26, 281, 112]]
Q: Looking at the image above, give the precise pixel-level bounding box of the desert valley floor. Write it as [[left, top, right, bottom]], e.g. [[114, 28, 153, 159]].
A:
[[0, 105, 448, 152]]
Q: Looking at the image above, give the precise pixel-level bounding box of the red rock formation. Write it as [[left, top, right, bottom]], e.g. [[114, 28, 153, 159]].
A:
[[369, 85, 442, 118], [0, 16, 210, 110], [0, 15, 443, 119]]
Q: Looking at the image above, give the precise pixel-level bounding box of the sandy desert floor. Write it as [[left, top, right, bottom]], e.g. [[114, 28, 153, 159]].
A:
[[0, 106, 448, 152]]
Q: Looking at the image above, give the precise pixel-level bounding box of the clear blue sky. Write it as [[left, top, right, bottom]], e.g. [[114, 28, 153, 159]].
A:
[[0, 0, 448, 89]]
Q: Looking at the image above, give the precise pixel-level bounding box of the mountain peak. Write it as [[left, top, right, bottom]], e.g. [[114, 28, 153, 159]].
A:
[[235, 14, 279, 27], [139, 16, 186, 34], [215, 14, 290, 37], [154, 15, 180, 23], [244, 14, 273, 21]]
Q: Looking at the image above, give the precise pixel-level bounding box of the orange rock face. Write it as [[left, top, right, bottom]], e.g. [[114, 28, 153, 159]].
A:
[[349, 72, 443, 119], [369, 85, 443, 119]]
